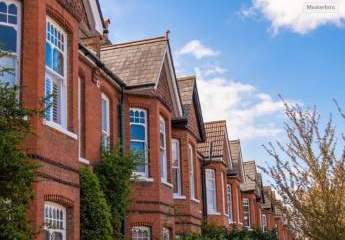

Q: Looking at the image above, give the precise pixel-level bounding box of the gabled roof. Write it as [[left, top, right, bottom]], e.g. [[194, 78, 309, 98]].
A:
[[240, 161, 257, 192], [175, 76, 206, 142], [197, 121, 230, 164], [100, 36, 168, 87], [80, 0, 104, 35], [100, 35, 183, 118]]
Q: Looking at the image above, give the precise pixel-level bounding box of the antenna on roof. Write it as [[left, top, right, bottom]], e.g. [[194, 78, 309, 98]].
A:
[[165, 30, 170, 40]]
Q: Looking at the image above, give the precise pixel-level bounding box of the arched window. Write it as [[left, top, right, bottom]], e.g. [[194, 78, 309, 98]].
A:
[[44, 202, 66, 240], [132, 226, 151, 240], [0, 0, 21, 86]]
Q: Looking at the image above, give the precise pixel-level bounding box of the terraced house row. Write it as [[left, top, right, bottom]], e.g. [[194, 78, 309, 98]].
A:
[[0, 0, 294, 239]]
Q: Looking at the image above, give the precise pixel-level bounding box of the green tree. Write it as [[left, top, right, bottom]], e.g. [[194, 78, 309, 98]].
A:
[[80, 167, 113, 240], [95, 146, 140, 238], [263, 102, 345, 240], [0, 49, 37, 239]]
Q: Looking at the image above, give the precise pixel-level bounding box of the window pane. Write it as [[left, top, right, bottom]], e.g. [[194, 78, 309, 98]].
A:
[[45, 43, 52, 68], [0, 25, 17, 52], [0, 55, 15, 85], [0, 2, 6, 13], [8, 15, 16, 24], [0, 13, 6, 22], [8, 4, 17, 15], [130, 125, 145, 140], [52, 81, 61, 123], [101, 98, 108, 132]]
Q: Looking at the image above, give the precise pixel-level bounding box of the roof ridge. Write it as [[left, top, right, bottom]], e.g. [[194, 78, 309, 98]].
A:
[[101, 35, 167, 50], [205, 120, 227, 125], [177, 75, 196, 81]]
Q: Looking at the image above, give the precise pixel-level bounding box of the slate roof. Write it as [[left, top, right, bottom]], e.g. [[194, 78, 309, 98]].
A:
[[240, 161, 257, 192], [197, 121, 228, 161], [100, 36, 168, 87], [177, 76, 195, 106], [229, 139, 241, 171]]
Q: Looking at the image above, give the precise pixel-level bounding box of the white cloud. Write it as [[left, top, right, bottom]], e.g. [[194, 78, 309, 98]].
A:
[[179, 40, 219, 59], [204, 66, 228, 76], [195, 67, 292, 140], [242, 0, 345, 34]]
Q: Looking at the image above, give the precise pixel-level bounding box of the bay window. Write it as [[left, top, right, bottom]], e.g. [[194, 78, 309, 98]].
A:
[[101, 93, 110, 150], [45, 17, 67, 128], [188, 144, 196, 199], [227, 185, 233, 222], [206, 168, 217, 213], [160, 116, 168, 182], [132, 226, 151, 240], [162, 227, 170, 240], [0, 0, 21, 85], [44, 202, 66, 240], [243, 198, 251, 228], [130, 108, 148, 177], [172, 139, 182, 196]]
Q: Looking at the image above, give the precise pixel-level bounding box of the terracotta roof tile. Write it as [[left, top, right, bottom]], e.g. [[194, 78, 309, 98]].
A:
[[240, 161, 257, 192], [100, 36, 167, 87], [197, 121, 227, 160]]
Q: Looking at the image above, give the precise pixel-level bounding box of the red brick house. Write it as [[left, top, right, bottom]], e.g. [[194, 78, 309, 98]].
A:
[[0, 1, 296, 240], [240, 161, 263, 230], [172, 76, 206, 236], [228, 139, 245, 228], [197, 121, 233, 227], [261, 186, 277, 232], [100, 35, 186, 239]]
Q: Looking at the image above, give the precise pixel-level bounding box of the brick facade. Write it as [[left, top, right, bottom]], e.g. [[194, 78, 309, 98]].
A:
[[2, 1, 295, 239]]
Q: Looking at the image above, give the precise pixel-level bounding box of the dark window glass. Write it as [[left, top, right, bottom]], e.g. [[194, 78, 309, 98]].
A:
[[0, 25, 16, 52], [8, 15, 16, 24], [8, 4, 17, 15], [0, 2, 6, 13], [45, 43, 52, 68], [130, 125, 145, 140], [0, 13, 6, 22]]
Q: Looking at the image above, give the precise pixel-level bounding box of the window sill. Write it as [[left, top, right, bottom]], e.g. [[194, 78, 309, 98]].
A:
[[132, 175, 154, 182], [173, 195, 186, 200], [43, 120, 78, 140], [161, 180, 173, 188], [191, 198, 200, 204], [208, 211, 221, 215], [79, 158, 90, 165]]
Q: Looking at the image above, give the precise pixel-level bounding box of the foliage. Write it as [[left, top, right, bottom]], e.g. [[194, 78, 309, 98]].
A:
[[263, 101, 345, 240], [0, 84, 37, 239], [0, 47, 38, 239], [80, 167, 113, 240], [180, 223, 277, 240], [95, 146, 140, 238]]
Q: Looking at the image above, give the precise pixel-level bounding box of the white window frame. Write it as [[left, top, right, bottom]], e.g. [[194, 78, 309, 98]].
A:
[[221, 172, 225, 214], [0, 0, 21, 86], [44, 201, 66, 240], [130, 108, 148, 177], [243, 198, 251, 228], [188, 144, 196, 200], [206, 168, 217, 214], [160, 116, 168, 183], [172, 138, 182, 197], [227, 184, 233, 222], [44, 16, 68, 129], [101, 93, 110, 149], [162, 227, 170, 240], [262, 214, 267, 232], [132, 226, 151, 240]]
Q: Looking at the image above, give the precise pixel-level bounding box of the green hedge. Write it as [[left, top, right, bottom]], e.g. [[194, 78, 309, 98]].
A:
[[180, 223, 278, 240], [80, 167, 113, 240]]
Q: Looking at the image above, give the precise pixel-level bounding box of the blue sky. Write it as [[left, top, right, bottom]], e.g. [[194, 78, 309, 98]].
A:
[[99, 0, 345, 181]]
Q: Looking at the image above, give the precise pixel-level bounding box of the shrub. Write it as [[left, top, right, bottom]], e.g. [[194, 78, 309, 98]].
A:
[[95, 146, 140, 238], [0, 83, 37, 240], [80, 167, 113, 240]]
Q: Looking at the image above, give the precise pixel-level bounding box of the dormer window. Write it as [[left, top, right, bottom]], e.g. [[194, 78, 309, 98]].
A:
[[0, 0, 21, 86]]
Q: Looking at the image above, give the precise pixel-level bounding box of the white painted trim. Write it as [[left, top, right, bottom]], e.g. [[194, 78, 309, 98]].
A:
[[43, 120, 78, 140], [79, 158, 90, 165], [87, 0, 103, 34], [192, 198, 200, 204], [131, 174, 154, 182], [173, 195, 186, 200], [161, 181, 173, 188], [208, 211, 221, 216]]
